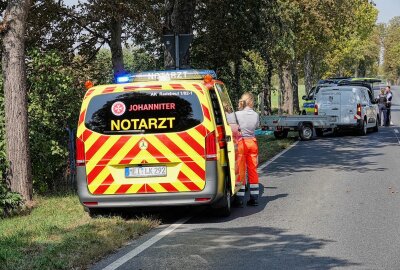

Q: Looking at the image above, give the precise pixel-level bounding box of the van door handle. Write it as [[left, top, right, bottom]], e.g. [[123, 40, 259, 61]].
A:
[[332, 108, 339, 110], [225, 135, 232, 142]]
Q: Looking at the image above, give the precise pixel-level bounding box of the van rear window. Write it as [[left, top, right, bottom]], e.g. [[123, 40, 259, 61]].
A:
[[85, 90, 203, 135]]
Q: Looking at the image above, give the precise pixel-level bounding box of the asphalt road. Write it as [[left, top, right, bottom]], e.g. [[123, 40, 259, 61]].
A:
[[92, 86, 400, 270]]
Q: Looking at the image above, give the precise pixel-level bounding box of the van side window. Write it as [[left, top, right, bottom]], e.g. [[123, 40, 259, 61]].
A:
[[215, 84, 238, 124], [208, 90, 224, 125]]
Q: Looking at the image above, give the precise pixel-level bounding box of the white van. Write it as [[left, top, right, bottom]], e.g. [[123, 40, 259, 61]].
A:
[[315, 85, 379, 135]]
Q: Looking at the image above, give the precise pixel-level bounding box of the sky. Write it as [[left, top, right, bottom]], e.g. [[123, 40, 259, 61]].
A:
[[375, 0, 400, 23], [63, 0, 400, 24]]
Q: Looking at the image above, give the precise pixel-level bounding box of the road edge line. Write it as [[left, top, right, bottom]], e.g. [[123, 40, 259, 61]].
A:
[[258, 140, 300, 171], [102, 216, 192, 270]]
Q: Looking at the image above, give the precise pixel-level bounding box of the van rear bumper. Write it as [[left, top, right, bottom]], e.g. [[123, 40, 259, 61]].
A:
[[336, 119, 362, 129], [76, 161, 222, 210]]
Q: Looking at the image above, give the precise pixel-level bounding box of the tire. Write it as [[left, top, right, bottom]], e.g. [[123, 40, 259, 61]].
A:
[[88, 208, 108, 218], [315, 128, 324, 137], [358, 119, 368, 136], [299, 124, 313, 141], [301, 110, 307, 115], [274, 130, 288, 139], [373, 115, 379, 132], [212, 179, 232, 217]]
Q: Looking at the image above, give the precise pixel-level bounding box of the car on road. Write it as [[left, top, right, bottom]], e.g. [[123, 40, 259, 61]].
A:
[[76, 70, 244, 217], [301, 78, 351, 115], [315, 81, 379, 135]]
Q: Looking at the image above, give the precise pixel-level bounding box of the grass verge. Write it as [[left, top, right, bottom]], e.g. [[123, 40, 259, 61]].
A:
[[257, 134, 297, 165], [0, 195, 159, 270]]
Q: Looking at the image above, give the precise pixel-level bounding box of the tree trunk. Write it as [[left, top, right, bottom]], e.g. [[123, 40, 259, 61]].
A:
[[233, 58, 242, 104], [1, 0, 33, 202], [109, 16, 124, 77], [291, 60, 300, 114], [163, 0, 196, 69], [262, 56, 273, 115], [280, 64, 293, 115], [304, 50, 313, 95]]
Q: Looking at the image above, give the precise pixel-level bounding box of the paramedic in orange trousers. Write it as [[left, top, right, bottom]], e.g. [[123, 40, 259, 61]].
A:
[[235, 92, 260, 207]]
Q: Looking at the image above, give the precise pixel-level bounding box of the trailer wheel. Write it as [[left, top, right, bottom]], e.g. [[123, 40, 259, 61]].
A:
[[274, 130, 288, 139], [299, 124, 313, 141]]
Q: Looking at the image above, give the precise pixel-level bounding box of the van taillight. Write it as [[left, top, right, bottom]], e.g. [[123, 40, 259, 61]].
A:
[[357, 103, 362, 116], [76, 137, 86, 166], [314, 104, 318, 115], [205, 131, 217, 161]]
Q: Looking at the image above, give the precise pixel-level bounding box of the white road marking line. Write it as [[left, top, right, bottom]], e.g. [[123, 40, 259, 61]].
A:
[[393, 129, 400, 145], [102, 216, 192, 270], [258, 140, 300, 171]]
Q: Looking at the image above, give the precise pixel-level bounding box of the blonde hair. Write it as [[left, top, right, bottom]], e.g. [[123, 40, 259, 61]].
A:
[[239, 92, 255, 108]]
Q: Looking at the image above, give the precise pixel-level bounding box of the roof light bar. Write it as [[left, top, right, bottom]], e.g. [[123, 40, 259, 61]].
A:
[[115, 69, 217, 84]]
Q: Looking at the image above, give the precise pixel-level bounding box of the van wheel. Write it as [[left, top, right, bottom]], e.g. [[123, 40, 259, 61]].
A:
[[212, 179, 231, 217], [315, 128, 324, 137], [274, 130, 288, 139], [299, 124, 313, 141], [373, 116, 379, 132], [358, 119, 368, 136], [88, 208, 108, 218]]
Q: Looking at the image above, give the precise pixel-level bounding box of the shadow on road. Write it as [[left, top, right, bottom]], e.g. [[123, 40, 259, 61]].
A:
[[150, 226, 360, 270], [261, 126, 398, 178]]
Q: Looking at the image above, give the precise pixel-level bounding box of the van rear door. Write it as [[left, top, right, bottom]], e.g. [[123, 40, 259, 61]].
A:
[[318, 90, 341, 121], [340, 89, 358, 124], [83, 88, 208, 195]]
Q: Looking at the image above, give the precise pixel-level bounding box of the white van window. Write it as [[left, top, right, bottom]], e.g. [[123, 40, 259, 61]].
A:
[[320, 92, 340, 105]]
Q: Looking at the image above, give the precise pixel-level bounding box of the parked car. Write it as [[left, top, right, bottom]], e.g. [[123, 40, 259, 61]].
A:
[[315, 81, 379, 136]]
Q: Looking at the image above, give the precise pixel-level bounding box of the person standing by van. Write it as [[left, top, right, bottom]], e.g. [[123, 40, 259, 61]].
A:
[[235, 92, 260, 206], [377, 89, 387, 126], [385, 86, 393, 126]]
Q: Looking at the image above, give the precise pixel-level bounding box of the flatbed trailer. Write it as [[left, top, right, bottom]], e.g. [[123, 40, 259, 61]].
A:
[[260, 115, 338, 141]]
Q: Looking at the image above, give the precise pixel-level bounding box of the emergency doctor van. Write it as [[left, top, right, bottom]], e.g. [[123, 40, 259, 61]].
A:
[[76, 70, 243, 217]]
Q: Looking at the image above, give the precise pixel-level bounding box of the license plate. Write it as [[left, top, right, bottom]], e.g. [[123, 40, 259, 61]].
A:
[[125, 166, 167, 178]]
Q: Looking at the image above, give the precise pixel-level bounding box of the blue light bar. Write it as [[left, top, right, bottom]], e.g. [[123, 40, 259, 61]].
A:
[[116, 75, 131, 84], [131, 69, 217, 82]]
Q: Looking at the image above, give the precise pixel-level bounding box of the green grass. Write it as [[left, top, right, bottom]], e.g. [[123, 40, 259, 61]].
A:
[[271, 85, 306, 109], [257, 133, 297, 165], [0, 195, 159, 270]]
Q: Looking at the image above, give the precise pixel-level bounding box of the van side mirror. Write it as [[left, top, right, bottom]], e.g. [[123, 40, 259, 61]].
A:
[[302, 95, 309, 101]]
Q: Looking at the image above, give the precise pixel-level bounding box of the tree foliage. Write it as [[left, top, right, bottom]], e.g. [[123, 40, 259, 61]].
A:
[[383, 17, 400, 84]]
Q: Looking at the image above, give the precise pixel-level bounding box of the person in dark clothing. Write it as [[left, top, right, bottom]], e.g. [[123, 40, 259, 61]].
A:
[[377, 89, 387, 126], [385, 86, 393, 126]]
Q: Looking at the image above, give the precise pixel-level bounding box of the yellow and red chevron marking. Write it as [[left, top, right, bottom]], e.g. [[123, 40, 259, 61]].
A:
[[83, 126, 209, 195], [77, 81, 215, 195]]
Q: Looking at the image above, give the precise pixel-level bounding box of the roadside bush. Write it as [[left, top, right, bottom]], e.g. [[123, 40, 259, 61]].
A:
[[0, 181, 23, 218], [27, 49, 83, 193]]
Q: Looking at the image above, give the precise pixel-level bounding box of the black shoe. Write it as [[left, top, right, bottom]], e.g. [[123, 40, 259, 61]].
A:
[[233, 198, 244, 208], [247, 198, 259, 206]]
